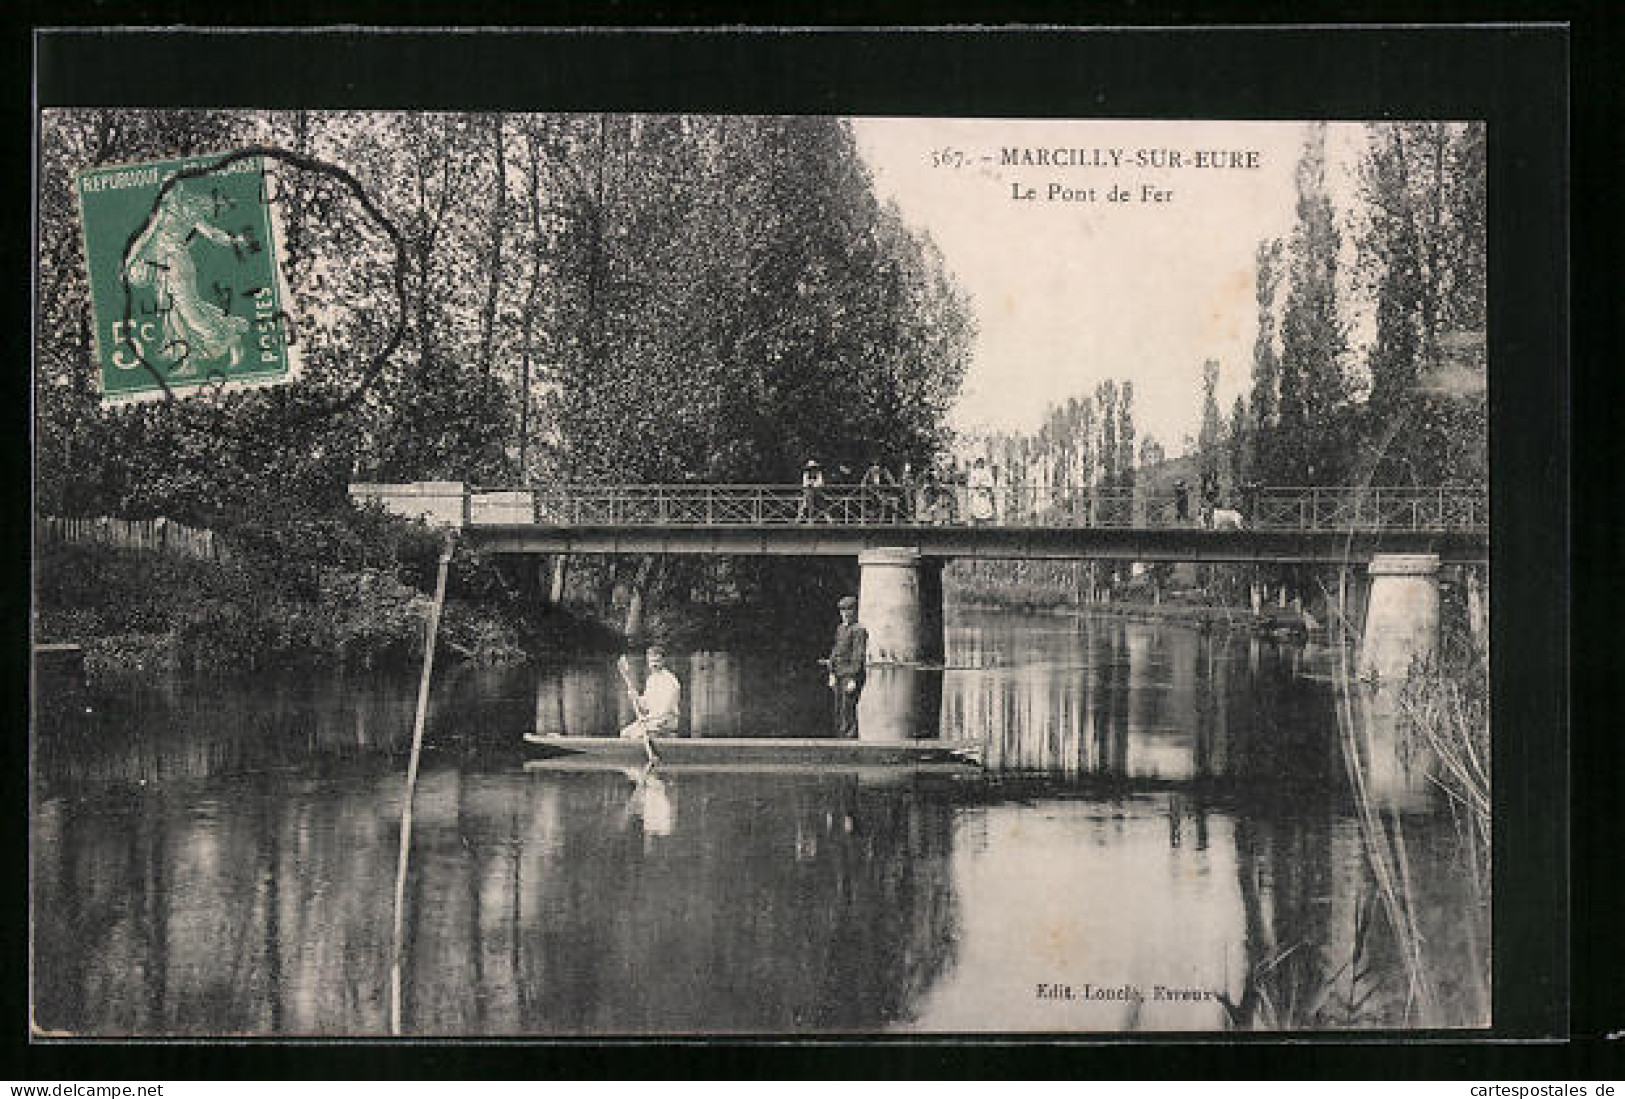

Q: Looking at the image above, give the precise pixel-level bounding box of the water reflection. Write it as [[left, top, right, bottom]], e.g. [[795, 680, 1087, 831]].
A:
[[857, 665, 945, 741], [32, 609, 1488, 1034], [34, 765, 962, 1035], [531, 652, 839, 740], [937, 612, 1346, 783]]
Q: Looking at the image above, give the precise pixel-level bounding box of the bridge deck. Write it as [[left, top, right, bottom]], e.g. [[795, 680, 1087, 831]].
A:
[[351, 482, 1489, 563], [465, 522, 1485, 564]]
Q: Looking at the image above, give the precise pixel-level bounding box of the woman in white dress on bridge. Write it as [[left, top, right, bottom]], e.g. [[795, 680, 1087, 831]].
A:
[[968, 457, 997, 524]]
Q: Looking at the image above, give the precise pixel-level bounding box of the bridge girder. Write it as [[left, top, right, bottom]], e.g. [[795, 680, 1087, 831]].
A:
[[463, 524, 1488, 565]]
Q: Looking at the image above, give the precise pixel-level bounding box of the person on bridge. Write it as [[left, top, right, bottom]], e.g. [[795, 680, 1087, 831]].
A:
[[620, 646, 683, 740], [797, 459, 825, 523], [951, 459, 970, 523], [968, 457, 997, 524], [827, 595, 868, 738], [928, 462, 959, 524], [1174, 479, 1191, 524], [1242, 478, 1261, 524], [919, 465, 943, 524], [861, 461, 898, 522]]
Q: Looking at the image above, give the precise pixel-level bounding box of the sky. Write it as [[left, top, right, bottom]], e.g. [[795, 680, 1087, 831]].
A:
[[850, 119, 1369, 455]]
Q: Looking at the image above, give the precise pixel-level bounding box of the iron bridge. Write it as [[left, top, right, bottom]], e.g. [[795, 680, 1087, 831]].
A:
[[350, 483, 1490, 565]]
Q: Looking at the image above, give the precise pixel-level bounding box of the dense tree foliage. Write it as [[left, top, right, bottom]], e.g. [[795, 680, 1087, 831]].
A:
[[36, 109, 975, 653], [37, 111, 974, 521], [1245, 122, 1485, 495], [1355, 122, 1487, 485], [1275, 124, 1351, 487], [535, 115, 970, 485], [38, 112, 1484, 635]]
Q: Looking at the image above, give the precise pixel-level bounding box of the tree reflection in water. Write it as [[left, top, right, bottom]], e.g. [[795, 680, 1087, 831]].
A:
[[496, 770, 961, 1034], [32, 610, 1490, 1034], [34, 763, 961, 1035], [1221, 636, 1491, 1031]]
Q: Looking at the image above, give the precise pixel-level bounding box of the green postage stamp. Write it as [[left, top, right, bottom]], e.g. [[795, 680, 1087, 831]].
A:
[[77, 153, 298, 404]]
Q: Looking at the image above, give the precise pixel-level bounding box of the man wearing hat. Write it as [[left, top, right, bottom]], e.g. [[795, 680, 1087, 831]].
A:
[[827, 595, 868, 737], [797, 459, 825, 523]]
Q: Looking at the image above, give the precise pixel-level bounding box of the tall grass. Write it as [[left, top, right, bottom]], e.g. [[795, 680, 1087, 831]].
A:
[[1218, 570, 1491, 1031], [1396, 635, 1490, 857], [1332, 574, 1489, 1028]]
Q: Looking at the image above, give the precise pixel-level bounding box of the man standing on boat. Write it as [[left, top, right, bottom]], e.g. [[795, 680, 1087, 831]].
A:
[[620, 646, 682, 739], [827, 595, 868, 738]]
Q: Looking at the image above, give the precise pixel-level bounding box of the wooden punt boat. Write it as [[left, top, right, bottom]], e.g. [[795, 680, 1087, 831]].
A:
[[521, 733, 982, 769]]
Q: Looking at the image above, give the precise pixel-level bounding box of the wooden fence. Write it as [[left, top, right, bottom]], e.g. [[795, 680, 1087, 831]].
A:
[[39, 516, 229, 562]]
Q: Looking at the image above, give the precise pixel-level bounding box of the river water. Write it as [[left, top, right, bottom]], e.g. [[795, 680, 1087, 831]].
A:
[[32, 609, 1489, 1036]]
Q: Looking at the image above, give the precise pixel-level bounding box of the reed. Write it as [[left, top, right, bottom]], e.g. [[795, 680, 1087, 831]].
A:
[[1220, 887, 1387, 1030], [1394, 638, 1491, 856], [1302, 572, 1491, 1029]]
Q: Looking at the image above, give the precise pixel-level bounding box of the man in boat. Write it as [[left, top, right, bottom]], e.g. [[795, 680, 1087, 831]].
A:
[[827, 595, 868, 738], [620, 646, 683, 740]]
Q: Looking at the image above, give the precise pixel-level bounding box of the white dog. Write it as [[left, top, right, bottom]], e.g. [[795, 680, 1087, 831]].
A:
[[1208, 507, 1245, 530]]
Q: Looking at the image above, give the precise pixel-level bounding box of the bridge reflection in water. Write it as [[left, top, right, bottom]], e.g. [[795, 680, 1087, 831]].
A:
[[32, 612, 1486, 1034]]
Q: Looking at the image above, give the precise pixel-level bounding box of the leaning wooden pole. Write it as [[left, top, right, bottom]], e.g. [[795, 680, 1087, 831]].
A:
[[390, 530, 456, 1036]]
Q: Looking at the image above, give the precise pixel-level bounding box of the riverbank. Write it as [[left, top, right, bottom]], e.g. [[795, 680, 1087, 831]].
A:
[[34, 514, 841, 684], [34, 527, 623, 683], [39, 503, 1335, 686], [948, 594, 1315, 636]]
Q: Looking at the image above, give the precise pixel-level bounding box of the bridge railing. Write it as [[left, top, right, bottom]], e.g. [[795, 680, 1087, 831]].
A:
[[456, 483, 1486, 532], [1249, 486, 1488, 531]]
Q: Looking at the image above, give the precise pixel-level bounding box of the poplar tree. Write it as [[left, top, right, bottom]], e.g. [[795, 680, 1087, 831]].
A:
[[1117, 380, 1136, 492], [1358, 122, 1486, 484], [1277, 123, 1349, 486], [1197, 358, 1223, 498], [1096, 380, 1119, 487], [1227, 395, 1251, 490], [1248, 239, 1284, 482]]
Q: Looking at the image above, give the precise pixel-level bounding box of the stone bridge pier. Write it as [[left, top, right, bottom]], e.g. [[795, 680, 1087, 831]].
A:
[[1358, 553, 1442, 683], [857, 548, 945, 666], [853, 548, 1448, 683]]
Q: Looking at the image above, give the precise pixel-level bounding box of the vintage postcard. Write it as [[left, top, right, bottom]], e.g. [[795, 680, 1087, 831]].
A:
[[31, 31, 1529, 1043]]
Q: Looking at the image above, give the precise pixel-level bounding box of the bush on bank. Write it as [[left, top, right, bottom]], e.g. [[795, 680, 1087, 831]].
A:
[[33, 501, 585, 676]]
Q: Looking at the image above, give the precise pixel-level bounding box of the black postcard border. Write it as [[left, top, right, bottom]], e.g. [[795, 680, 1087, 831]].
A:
[[16, 19, 1583, 1080]]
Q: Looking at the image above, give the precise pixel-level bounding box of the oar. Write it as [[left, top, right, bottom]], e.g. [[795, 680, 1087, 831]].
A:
[[616, 654, 661, 765]]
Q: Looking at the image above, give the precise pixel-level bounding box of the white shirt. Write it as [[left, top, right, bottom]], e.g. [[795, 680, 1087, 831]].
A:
[[639, 668, 682, 732], [969, 465, 997, 519]]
